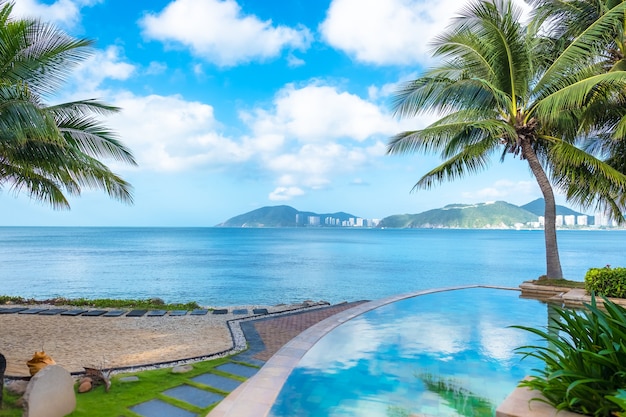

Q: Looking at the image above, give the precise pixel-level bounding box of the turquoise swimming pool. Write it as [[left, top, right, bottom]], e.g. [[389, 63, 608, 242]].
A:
[[268, 287, 547, 417]]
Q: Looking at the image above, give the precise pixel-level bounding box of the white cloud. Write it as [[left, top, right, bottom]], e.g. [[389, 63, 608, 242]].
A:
[[320, 0, 531, 66], [68, 45, 136, 93], [238, 82, 409, 199], [108, 93, 251, 172], [145, 61, 168, 75], [269, 187, 304, 201], [461, 180, 538, 201], [11, 0, 102, 29], [245, 83, 399, 143], [140, 0, 313, 67]]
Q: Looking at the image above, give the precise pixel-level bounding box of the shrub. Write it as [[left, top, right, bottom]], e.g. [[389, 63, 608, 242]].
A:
[[585, 266, 626, 298], [513, 295, 626, 417]]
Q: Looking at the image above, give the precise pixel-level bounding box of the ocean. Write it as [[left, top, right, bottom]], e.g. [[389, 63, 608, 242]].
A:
[[0, 227, 623, 306]]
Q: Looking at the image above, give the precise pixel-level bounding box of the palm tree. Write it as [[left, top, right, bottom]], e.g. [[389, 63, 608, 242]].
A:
[[387, 0, 626, 279], [529, 0, 626, 222], [0, 1, 136, 209]]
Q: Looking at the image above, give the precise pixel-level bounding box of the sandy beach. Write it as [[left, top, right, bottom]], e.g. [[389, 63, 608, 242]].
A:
[[0, 304, 306, 377]]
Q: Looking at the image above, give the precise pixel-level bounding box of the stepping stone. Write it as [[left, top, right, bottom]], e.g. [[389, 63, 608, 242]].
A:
[[146, 310, 167, 317], [252, 308, 269, 315], [103, 310, 126, 317], [168, 310, 188, 316], [81, 310, 107, 317], [18, 308, 48, 315], [163, 384, 224, 408], [191, 373, 242, 393], [212, 309, 228, 315], [126, 310, 147, 317], [119, 376, 139, 383], [215, 363, 258, 378], [60, 309, 88, 316], [172, 365, 193, 374], [38, 309, 67, 316], [130, 399, 195, 417], [232, 309, 248, 315], [0, 307, 27, 314], [190, 309, 208, 316]]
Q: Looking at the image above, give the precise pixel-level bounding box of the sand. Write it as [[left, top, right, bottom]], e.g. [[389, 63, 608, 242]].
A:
[[0, 305, 283, 377]]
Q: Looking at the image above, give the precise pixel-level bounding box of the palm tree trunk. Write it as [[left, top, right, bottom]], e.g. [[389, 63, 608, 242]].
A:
[[521, 140, 564, 279]]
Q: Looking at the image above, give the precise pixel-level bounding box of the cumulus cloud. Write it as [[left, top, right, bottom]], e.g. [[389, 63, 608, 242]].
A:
[[269, 187, 305, 201], [71, 45, 136, 91], [320, 0, 531, 66], [107, 93, 251, 171], [11, 0, 102, 29], [239, 82, 409, 199], [461, 180, 538, 201], [139, 0, 313, 67], [244, 83, 399, 143]]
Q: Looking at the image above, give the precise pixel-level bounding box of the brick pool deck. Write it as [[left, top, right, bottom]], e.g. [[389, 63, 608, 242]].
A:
[[242, 301, 367, 362]]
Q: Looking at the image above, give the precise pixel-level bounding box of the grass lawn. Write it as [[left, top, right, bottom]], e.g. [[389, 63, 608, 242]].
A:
[[529, 277, 586, 289], [1, 356, 253, 417]]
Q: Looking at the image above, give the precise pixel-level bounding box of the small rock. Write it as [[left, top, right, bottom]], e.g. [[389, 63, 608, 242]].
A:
[[171, 365, 193, 374], [5, 380, 29, 395], [77, 380, 92, 393], [118, 376, 139, 382]]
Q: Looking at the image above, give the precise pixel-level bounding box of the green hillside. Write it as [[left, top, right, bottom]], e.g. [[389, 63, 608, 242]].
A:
[[216, 206, 358, 227], [378, 201, 537, 229], [520, 198, 585, 217]]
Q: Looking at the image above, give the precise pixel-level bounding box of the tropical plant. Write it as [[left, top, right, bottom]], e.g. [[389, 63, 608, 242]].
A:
[[528, 0, 626, 221], [0, 1, 135, 209], [387, 0, 626, 278], [513, 296, 626, 417], [585, 265, 626, 297]]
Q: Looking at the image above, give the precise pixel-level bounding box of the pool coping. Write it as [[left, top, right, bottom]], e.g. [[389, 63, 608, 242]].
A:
[[206, 284, 518, 417]]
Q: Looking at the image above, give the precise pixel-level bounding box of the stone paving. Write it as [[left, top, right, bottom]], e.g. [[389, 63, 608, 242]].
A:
[[127, 301, 365, 417]]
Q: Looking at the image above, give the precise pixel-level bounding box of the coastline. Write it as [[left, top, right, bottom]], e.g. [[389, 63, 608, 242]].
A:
[[0, 302, 330, 378]]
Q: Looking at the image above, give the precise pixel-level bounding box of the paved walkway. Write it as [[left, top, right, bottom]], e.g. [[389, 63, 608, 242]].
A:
[[127, 301, 366, 417]]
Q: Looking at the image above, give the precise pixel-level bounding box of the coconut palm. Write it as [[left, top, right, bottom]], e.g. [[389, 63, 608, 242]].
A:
[[0, 1, 136, 209], [528, 0, 626, 221], [387, 0, 626, 279]]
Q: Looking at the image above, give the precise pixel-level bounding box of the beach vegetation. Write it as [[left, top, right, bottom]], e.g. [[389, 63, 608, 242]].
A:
[[0, 1, 136, 209], [585, 266, 626, 298], [0, 295, 201, 311], [529, 277, 586, 289], [387, 0, 626, 280], [513, 295, 626, 416]]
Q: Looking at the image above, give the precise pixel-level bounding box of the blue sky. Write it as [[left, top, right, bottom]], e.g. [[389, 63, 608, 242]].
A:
[[1, 0, 553, 226]]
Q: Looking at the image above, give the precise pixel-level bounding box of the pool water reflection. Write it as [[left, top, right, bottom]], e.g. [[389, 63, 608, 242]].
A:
[[269, 287, 547, 417]]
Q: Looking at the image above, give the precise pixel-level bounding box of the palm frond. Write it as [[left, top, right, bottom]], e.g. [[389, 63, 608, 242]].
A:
[[413, 137, 500, 190]]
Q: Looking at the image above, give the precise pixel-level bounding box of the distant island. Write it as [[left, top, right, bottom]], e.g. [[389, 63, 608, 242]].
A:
[[216, 199, 620, 229]]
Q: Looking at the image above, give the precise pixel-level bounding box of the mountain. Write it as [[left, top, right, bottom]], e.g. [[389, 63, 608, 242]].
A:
[[378, 201, 538, 229], [216, 205, 359, 227], [520, 198, 587, 217]]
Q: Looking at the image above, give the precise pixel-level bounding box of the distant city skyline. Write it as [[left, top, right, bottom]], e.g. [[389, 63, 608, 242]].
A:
[[1, 0, 581, 227]]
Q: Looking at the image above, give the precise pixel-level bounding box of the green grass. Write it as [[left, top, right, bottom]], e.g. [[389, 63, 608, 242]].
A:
[[1, 356, 256, 417], [0, 295, 202, 311], [530, 277, 586, 289], [0, 390, 23, 417]]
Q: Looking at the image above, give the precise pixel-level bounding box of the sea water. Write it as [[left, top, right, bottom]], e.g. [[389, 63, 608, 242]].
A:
[[0, 227, 623, 306]]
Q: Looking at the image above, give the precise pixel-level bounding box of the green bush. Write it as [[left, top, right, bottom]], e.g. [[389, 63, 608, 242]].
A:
[[513, 295, 626, 417], [585, 266, 626, 298]]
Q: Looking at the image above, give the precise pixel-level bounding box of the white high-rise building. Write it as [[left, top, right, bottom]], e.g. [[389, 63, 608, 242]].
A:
[[595, 212, 610, 226], [577, 215, 588, 226], [564, 215, 575, 226], [555, 215, 564, 226]]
